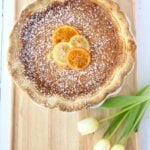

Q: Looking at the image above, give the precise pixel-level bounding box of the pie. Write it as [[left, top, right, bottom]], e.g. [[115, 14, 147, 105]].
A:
[[8, 0, 136, 111]]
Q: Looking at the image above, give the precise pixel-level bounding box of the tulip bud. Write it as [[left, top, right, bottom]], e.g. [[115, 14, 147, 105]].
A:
[[94, 139, 110, 150], [78, 117, 99, 135], [111, 144, 125, 150]]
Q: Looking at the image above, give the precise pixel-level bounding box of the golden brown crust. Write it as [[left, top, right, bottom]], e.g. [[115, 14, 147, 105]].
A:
[[8, 0, 136, 111]]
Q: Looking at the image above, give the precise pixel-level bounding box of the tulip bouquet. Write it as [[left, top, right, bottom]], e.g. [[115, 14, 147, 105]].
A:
[[78, 85, 150, 150]]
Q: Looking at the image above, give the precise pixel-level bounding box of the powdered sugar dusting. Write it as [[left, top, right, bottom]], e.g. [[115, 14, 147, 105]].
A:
[[19, 0, 123, 100]]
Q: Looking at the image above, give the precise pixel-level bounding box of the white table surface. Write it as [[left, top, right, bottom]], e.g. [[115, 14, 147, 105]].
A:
[[0, 0, 150, 150]]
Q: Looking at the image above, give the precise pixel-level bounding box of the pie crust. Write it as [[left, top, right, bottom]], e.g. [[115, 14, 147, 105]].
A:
[[8, 0, 136, 111]]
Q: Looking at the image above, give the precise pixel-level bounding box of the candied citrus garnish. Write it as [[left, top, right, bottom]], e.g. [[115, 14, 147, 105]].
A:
[[69, 35, 89, 50], [67, 48, 91, 69], [52, 42, 70, 67], [52, 25, 79, 46]]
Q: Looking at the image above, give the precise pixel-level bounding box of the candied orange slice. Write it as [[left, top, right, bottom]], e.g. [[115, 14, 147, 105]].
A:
[[67, 48, 91, 69], [52, 25, 79, 46]]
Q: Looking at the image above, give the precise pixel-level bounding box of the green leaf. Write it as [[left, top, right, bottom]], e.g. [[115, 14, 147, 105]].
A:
[[121, 101, 150, 144], [134, 102, 148, 132], [100, 84, 150, 144], [117, 85, 150, 142], [136, 85, 150, 96], [101, 95, 150, 109], [103, 112, 126, 138], [109, 112, 129, 140], [117, 105, 141, 143], [134, 85, 150, 131]]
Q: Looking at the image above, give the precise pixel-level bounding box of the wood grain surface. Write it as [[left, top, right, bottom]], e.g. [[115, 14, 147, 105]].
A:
[[11, 0, 138, 150]]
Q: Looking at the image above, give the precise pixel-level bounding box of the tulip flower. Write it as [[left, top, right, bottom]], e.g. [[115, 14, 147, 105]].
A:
[[77, 117, 99, 135], [94, 139, 111, 150], [111, 144, 125, 150]]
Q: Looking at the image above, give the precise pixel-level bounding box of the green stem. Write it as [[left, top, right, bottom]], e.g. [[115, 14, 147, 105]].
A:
[[107, 112, 129, 140], [121, 101, 150, 144], [99, 98, 150, 123]]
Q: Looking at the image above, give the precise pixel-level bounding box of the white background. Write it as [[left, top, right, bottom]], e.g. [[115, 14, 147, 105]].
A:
[[137, 0, 150, 150], [0, 0, 150, 150]]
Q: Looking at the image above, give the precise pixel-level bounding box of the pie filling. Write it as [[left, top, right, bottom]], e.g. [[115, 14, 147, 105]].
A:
[[19, 0, 123, 100]]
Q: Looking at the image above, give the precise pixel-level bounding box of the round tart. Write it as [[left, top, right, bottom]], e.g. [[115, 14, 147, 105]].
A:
[[8, 0, 136, 111]]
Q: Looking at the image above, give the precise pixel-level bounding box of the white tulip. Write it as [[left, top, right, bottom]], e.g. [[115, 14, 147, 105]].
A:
[[77, 117, 99, 135], [111, 144, 125, 150], [94, 139, 111, 150]]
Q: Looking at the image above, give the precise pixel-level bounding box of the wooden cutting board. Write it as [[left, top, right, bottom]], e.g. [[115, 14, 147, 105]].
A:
[[11, 0, 138, 150]]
